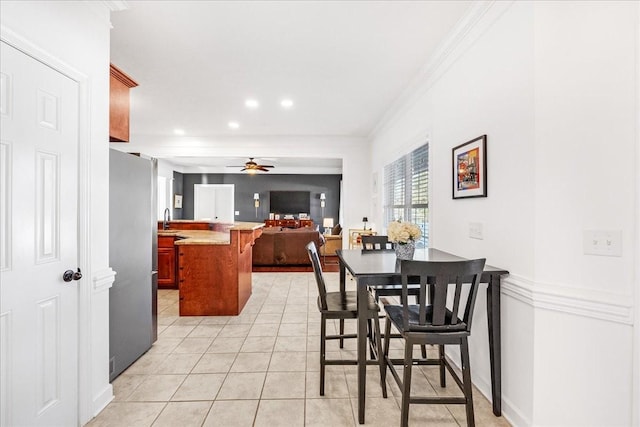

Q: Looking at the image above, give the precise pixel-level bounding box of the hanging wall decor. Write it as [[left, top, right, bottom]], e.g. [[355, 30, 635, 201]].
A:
[[452, 135, 487, 199]]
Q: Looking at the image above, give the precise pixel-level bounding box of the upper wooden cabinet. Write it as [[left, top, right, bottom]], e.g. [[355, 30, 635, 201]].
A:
[[109, 64, 138, 142]]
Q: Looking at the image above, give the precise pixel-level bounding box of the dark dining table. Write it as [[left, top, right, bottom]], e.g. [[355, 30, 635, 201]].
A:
[[336, 248, 509, 424]]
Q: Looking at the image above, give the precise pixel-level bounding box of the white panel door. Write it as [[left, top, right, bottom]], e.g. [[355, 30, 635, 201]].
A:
[[194, 184, 234, 222], [0, 41, 79, 426]]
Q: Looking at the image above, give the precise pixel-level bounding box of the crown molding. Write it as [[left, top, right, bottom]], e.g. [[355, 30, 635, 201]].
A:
[[369, 1, 514, 139], [110, 63, 138, 87], [103, 1, 129, 12]]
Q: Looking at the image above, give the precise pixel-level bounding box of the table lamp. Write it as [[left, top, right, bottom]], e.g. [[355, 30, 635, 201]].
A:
[[362, 217, 368, 230], [323, 218, 334, 235]]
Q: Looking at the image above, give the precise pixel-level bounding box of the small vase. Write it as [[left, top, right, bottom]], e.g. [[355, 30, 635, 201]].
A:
[[395, 240, 415, 260]]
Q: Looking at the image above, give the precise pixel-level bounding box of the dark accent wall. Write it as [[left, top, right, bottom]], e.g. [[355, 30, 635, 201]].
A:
[[172, 171, 184, 220], [180, 173, 341, 225]]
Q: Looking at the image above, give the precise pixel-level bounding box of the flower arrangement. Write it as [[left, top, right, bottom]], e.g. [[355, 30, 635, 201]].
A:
[[387, 220, 421, 244]]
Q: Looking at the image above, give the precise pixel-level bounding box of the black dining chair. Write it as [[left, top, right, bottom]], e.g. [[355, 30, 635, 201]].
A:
[[306, 241, 387, 397], [381, 258, 486, 427], [361, 235, 421, 302], [360, 235, 425, 358]]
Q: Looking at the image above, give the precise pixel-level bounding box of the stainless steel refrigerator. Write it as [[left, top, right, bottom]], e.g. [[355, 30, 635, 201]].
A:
[[108, 149, 157, 381]]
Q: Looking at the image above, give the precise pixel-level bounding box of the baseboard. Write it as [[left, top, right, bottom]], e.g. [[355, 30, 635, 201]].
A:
[[91, 383, 113, 418], [252, 265, 313, 272]]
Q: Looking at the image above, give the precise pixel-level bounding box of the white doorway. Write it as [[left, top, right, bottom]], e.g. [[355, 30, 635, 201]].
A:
[[0, 41, 80, 426], [194, 184, 234, 223]]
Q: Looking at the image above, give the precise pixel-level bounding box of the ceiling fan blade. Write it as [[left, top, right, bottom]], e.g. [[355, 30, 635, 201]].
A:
[[228, 158, 276, 172]]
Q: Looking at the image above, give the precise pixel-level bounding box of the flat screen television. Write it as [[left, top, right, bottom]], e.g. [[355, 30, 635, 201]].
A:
[[269, 191, 310, 214]]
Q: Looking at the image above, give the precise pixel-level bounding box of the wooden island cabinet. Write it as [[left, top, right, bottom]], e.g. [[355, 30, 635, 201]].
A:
[[157, 235, 177, 289], [158, 221, 264, 316]]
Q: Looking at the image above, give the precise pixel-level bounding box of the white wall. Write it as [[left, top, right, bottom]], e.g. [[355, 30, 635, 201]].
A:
[[1, 1, 113, 423], [371, 1, 638, 425], [531, 2, 636, 425]]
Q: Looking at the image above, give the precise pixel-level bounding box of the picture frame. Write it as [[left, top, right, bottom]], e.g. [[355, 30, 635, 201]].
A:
[[452, 135, 487, 199], [174, 194, 183, 209]]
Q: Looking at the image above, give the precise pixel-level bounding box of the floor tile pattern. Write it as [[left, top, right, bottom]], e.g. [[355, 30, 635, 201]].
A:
[[88, 272, 511, 426]]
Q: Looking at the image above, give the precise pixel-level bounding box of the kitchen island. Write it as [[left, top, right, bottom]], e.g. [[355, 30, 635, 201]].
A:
[[159, 221, 264, 316]]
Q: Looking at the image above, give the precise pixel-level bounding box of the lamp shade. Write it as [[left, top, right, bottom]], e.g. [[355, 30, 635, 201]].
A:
[[253, 193, 259, 200], [320, 193, 326, 200], [323, 218, 334, 228], [362, 217, 368, 222]]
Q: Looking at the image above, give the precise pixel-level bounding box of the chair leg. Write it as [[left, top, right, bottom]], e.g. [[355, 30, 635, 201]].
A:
[[373, 315, 387, 398], [400, 339, 413, 427], [460, 338, 475, 427], [382, 316, 392, 385], [320, 315, 326, 396], [439, 344, 446, 387], [339, 319, 344, 348], [367, 319, 375, 359], [421, 344, 427, 359]]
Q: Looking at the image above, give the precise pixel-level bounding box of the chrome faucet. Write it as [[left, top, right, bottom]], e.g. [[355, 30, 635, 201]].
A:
[[163, 208, 171, 230]]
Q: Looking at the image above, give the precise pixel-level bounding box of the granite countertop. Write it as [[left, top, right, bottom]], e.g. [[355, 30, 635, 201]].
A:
[[158, 222, 264, 245], [164, 230, 230, 245], [229, 222, 265, 231]]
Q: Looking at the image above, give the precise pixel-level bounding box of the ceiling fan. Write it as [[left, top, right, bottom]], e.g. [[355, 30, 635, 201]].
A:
[[229, 157, 275, 173]]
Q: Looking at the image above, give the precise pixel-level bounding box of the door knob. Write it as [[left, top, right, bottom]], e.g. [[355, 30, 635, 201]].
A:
[[63, 268, 82, 282]]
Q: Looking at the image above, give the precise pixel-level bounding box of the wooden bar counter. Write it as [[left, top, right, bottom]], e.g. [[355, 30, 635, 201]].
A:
[[159, 222, 264, 316]]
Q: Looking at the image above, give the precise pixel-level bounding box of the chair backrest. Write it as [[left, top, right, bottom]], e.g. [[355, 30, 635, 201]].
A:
[[361, 235, 394, 251], [399, 258, 486, 334], [306, 241, 328, 310]]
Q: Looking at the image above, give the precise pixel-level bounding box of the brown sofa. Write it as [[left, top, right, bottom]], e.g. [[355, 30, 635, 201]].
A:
[[253, 227, 325, 265]]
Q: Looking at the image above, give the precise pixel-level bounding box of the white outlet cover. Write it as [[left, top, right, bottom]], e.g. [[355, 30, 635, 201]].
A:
[[235, 211, 240, 216]]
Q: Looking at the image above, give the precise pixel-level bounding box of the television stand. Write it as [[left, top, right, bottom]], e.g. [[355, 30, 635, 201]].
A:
[[264, 219, 314, 229]]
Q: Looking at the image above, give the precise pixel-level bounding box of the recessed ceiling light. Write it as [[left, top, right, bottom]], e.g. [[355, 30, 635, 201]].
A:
[[228, 121, 240, 129], [173, 128, 185, 135], [245, 99, 259, 109], [280, 99, 294, 109]]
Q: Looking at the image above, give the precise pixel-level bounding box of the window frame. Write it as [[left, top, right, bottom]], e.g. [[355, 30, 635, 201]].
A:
[[383, 143, 429, 247]]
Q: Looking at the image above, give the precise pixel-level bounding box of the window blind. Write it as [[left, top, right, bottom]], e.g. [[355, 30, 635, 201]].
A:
[[383, 143, 429, 247]]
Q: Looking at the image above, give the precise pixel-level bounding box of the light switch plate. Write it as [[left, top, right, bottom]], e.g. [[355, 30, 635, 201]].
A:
[[583, 230, 622, 257], [469, 222, 483, 240]]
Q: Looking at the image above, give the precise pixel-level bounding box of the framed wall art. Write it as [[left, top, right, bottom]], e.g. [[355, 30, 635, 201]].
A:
[[452, 135, 487, 199]]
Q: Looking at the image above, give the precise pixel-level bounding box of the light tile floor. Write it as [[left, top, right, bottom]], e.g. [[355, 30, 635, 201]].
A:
[[88, 272, 511, 427]]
